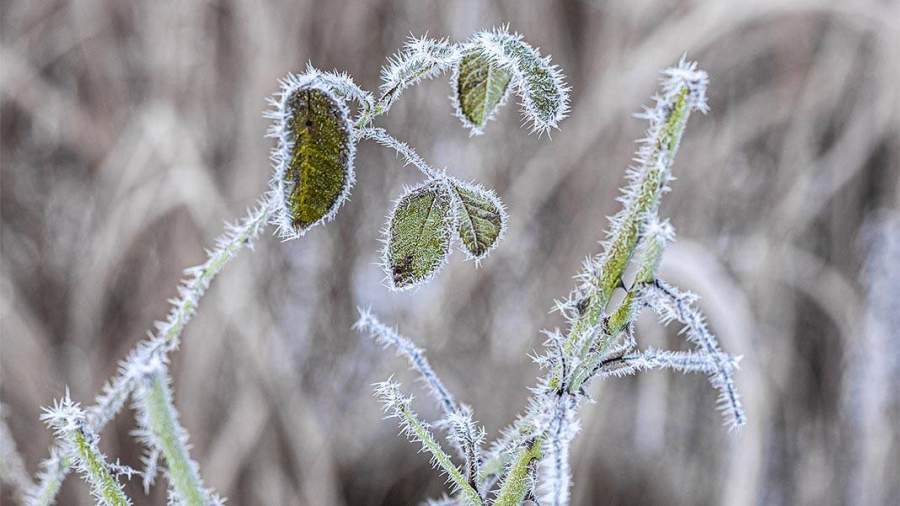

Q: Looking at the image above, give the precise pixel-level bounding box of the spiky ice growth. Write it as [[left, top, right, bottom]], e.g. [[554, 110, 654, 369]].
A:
[[471, 60, 744, 502], [565, 58, 708, 357], [535, 396, 576, 506], [374, 380, 483, 506], [132, 358, 222, 506], [39, 393, 132, 506], [355, 309, 485, 490]]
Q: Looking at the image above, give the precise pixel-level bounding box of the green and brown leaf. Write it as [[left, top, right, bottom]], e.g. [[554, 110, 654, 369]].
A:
[[385, 180, 453, 290]]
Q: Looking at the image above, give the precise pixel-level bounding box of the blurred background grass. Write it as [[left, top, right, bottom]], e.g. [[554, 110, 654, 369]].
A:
[[2, 0, 899, 504]]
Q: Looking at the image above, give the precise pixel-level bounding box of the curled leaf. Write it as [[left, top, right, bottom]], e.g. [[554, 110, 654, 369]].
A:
[[449, 179, 506, 260], [474, 28, 570, 134], [384, 180, 453, 290], [269, 75, 356, 238], [452, 48, 513, 134]]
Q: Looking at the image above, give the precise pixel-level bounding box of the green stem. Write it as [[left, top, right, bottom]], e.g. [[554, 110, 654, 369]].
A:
[[141, 370, 208, 506], [562, 86, 692, 393], [72, 431, 130, 506], [399, 404, 483, 506], [493, 438, 542, 506]]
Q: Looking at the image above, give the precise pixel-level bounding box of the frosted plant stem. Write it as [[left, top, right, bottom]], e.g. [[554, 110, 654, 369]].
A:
[[568, 218, 673, 392], [564, 63, 707, 372], [375, 380, 483, 506], [31, 197, 272, 505], [26, 449, 70, 506], [480, 59, 714, 487], [358, 127, 440, 179], [493, 438, 542, 506], [355, 310, 485, 492], [643, 280, 746, 429], [40, 394, 131, 506], [133, 363, 215, 506]]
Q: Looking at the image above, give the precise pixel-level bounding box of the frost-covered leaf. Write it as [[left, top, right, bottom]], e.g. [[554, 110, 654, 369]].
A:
[[449, 179, 506, 260], [474, 28, 569, 134], [384, 180, 453, 290], [270, 77, 356, 238], [453, 48, 513, 134]]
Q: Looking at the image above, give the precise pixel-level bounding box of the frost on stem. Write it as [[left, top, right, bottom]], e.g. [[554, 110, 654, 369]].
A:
[[493, 438, 542, 506], [380, 36, 460, 111], [32, 198, 271, 505], [477, 60, 743, 499], [374, 380, 483, 506], [470, 27, 570, 135], [266, 72, 357, 239], [39, 393, 132, 506], [132, 359, 222, 506], [535, 395, 576, 506], [26, 446, 70, 506], [355, 309, 485, 489], [643, 280, 747, 429], [565, 58, 708, 362]]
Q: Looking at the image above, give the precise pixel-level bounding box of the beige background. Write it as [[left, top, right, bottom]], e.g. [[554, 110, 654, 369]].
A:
[[2, 0, 899, 504]]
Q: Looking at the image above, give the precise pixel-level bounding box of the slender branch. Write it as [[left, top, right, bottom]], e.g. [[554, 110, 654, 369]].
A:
[[644, 280, 747, 429], [358, 127, 440, 179], [375, 380, 483, 506], [32, 197, 272, 504], [356, 310, 484, 493], [133, 361, 219, 505]]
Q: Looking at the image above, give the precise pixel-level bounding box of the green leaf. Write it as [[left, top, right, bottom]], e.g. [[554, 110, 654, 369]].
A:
[[453, 49, 512, 133], [449, 180, 506, 260], [476, 28, 570, 134], [281, 85, 355, 234], [385, 180, 453, 290]]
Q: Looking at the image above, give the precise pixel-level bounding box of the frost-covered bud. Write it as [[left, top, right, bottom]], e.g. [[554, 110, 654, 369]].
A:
[[267, 72, 356, 239]]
